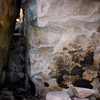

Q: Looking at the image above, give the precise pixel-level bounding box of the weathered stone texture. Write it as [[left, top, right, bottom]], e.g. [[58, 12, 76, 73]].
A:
[[0, 0, 21, 82], [46, 91, 71, 100], [23, 0, 100, 98]]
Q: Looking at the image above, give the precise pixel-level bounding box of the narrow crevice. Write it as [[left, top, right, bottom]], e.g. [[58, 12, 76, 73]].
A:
[[0, 7, 36, 100]]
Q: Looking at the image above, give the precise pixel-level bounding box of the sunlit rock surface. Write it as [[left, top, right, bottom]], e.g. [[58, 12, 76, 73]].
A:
[[23, 0, 100, 98], [0, 0, 21, 82]]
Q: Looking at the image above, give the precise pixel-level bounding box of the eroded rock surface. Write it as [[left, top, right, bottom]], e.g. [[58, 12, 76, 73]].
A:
[[23, 0, 100, 98], [0, 0, 21, 83], [46, 91, 71, 100]]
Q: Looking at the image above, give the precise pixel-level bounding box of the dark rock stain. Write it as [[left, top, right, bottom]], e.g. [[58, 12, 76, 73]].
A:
[[71, 66, 85, 77], [80, 52, 94, 66], [58, 83, 69, 89], [63, 47, 67, 50], [73, 79, 93, 89], [57, 75, 69, 89], [68, 49, 82, 55], [59, 70, 69, 75], [97, 26, 100, 32], [44, 82, 49, 87], [57, 75, 65, 84]]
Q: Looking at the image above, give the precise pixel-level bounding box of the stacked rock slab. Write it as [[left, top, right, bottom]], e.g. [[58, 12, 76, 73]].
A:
[[23, 0, 100, 98], [0, 0, 21, 82]]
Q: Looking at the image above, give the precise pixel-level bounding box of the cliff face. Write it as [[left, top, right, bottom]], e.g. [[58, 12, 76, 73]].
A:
[[23, 0, 100, 98], [0, 0, 21, 82]]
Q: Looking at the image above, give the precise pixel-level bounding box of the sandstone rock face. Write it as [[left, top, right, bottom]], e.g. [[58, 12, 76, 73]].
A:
[[23, 0, 100, 97], [0, 0, 21, 82]]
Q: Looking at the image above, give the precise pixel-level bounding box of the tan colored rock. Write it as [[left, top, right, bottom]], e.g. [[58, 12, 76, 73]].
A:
[[23, 0, 100, 97]]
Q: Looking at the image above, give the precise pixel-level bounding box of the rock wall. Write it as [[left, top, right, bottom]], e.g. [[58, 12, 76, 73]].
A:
[[23, 0, 100, 98], [0, 0, 21, 83]]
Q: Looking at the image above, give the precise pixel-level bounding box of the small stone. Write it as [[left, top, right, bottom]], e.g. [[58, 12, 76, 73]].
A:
[[46, 91, 71, 100]]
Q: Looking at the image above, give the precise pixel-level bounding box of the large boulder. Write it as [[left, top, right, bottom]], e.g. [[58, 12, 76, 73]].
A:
[[23, 0, 100, 98], [0, 0, 21, 83]]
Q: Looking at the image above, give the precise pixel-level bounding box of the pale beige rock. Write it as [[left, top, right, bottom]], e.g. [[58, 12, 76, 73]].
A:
[[71, 86, 94, 98], [46, 92, 71, 100], [63, 88, 74, 97], [23, 0, 100, 97], [73, 97, 89, 100]]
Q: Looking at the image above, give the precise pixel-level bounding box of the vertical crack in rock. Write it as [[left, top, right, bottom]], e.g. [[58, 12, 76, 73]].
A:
[[0, 0, 21, 83]]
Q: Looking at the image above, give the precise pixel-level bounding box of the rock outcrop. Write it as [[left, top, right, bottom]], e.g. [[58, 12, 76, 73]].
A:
[[0, 0, 21, 83], [23, 0, 100, 98]]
